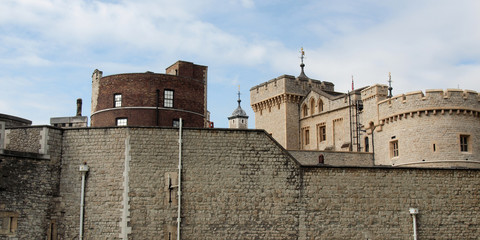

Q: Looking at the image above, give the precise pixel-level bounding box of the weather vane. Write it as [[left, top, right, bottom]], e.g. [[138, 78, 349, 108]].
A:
[[388, 72, 393, 98], [300, 47, 305, 64]]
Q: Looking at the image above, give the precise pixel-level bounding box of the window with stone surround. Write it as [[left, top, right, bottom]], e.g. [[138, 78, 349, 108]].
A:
[[318, 99, 323, 112], [460, 135, 470, 152], [114, 93, 122, 107], [116, 118, 127, 126], [317, 123, 326, 143], [301, 127, 310, 146], [310, 98, 315, 115], [164, 89, 174, 108], [0, 211, 18, 236], [390, 140, 399, 158]]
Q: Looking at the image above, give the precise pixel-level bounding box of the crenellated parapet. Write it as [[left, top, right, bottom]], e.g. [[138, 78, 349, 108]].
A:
[[377, 89, 480, 125], [251, 93, 303, 112], [250, 74, 335, 107]]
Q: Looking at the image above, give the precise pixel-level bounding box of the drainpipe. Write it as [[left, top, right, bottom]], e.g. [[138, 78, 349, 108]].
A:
[[409, 208, 418, 240], [156, 89, 160, 126], [177, 118, 183, 240], [79, 163, 89, 240]]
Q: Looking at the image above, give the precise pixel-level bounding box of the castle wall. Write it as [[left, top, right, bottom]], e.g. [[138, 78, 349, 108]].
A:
[[0, 113, 32, 128], [2, 127, 480, 239], [56, 128, 302, 239], [302, 167, 480, 239], [360, 84, 388, 127], [374, 108, 480, 167], [0, 126, 62, 240], [374, 89, 480, 166], [289, 150, 373, 166], [299, 91, 351, 151]]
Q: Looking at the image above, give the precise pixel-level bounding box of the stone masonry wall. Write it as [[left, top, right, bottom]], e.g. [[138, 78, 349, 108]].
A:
[[0, 126, 62, 240], [57, 127, 303, 239], [289, 150, 373, 166], [3, 126, 480, 239], [57, 128, 127, 239], [55, 127, 480, 239], [302, 167, 480, 239]]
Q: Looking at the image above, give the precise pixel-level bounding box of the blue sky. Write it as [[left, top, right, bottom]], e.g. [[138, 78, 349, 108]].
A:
[[1, 0, 479, 128]]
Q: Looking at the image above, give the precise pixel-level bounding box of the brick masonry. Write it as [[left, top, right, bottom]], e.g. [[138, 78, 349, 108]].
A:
[[91, 60, 208, 128], [1, 126, 479, 239]]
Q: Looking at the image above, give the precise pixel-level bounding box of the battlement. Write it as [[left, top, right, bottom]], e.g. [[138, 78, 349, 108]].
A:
[[377, 89, 480, 120], [250, 74, 334, 106], [361, 84, 388, 102]]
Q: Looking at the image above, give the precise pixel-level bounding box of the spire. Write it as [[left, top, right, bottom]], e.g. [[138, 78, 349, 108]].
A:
[[388, 72, 393, 98], [237, 85, 241, 107], [228, 86, 248, 129], [298, 47, 309, 80]]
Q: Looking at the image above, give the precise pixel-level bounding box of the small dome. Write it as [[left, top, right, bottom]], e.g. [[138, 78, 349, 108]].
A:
[[231, 105, 248, 118]]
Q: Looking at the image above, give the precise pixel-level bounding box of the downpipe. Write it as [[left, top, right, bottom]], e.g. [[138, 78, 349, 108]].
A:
[[79, 163, 89, 240]]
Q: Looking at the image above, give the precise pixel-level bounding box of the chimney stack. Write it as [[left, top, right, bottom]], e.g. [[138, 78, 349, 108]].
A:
[[77, 98, 82, 116]]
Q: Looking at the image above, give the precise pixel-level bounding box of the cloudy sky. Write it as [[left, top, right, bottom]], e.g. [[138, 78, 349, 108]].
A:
[[1, 0, 479, 127]]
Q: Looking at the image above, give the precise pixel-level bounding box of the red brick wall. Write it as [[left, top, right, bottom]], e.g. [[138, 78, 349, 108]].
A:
[[91, 70, 206, 127]]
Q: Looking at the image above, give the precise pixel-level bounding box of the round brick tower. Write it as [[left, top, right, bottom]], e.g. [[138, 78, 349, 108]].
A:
[[90, 61, 208, 128]]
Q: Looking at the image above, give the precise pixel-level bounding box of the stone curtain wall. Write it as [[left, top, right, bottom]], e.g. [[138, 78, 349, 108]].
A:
[[302, 167, 480, 239], [179, 129, 302, 239], [57, 127, 303, 239], [57, 128, 128, 239], [55, 127, 480, 239], [3, 126, 479, 239], [0, 127, 62, 240], [289, 150, 373, 166], [4, 127, 42, 153]]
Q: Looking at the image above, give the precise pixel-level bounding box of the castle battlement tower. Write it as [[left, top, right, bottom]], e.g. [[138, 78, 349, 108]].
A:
[[250, 48, 335, 149]]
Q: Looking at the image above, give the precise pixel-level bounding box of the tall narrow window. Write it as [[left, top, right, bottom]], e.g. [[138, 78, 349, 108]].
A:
[[301, 127, 310, 146], [390, 140, 399, 158], [460, 135, 469, 152], [310, 98, 315, 115], [302, 104, 308, 117], [365, 137, 369, 152], [305, 128, 310, 145], [116, 118, 127, 126], [317, 123, 326, 143], [114, 94, 122, 107], [318, 99, 324, 112], [164, 90, 174, 108]]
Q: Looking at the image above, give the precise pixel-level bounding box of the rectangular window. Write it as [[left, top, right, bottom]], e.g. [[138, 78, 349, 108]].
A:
[[460, 135, 469, 152], [164, 90, 174, 108], [116, 118, 127, 126], [114, 94, 122, 107], [301, 127, 310, 146], [305, 129, 310, 145], [0, 212, 18, 235], [317, 123, 326, 142], [390, 140, 399, 158], [172, 119, 180, 127]]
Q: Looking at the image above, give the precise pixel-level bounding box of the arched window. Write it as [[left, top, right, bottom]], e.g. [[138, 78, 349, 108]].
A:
[[318, 99, 323, 112], [310, 98, 315, 115], [302, 104, 308, 117]]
